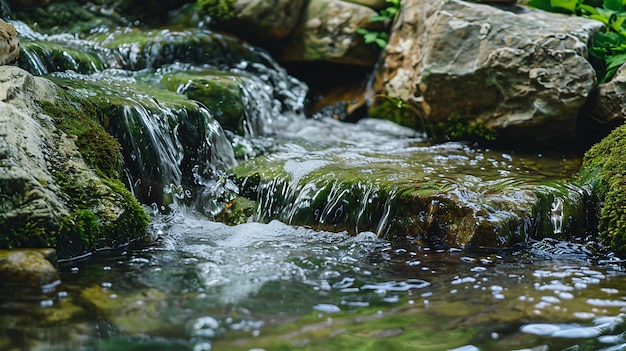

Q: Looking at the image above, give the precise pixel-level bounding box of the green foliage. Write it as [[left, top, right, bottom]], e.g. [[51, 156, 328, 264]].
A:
[[357, 0, 402, 49], [590, 31, 626, 81], [197, 0, 236, 20], [528, 0, 626, 82]]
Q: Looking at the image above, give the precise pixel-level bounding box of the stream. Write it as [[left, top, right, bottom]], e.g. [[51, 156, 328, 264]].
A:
[[3, 6, 626, 351]]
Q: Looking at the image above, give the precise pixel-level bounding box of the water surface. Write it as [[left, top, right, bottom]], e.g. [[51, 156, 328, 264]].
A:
[[3, 216, 625, 351]]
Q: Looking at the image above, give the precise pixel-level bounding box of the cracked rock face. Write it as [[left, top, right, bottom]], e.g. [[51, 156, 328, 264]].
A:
[[375, 0, 603, 146], [0, 20, 18, 65]]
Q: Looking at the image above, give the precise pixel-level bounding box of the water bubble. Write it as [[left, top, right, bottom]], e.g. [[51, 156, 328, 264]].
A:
[[452, 277, 476, 285], [313, 304, 340, 313], [587, 299, 626, 307], [190, 316, 220, 338], [573, 312, 596, 319], [520, 323, 562, 336]]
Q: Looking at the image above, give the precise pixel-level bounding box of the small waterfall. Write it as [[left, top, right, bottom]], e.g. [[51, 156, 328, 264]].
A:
[[233, 118, 588, 246], [15, 20, 308, 217]]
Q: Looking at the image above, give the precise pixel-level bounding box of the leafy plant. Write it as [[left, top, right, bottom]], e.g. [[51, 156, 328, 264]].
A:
[[357, 0, 402, 49], [528, 0, 626, 82]]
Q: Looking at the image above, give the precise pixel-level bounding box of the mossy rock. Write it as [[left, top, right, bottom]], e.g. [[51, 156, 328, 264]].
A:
[[160, 70, 246, 134], [576, 123, 626, 255], [231, 135, 587, 249], [87, 28, 261, 71], [0, 67, 149, 258], [46, 72, 235, 208], [19, 40, 109, 75], [369, 97, 497, 143]]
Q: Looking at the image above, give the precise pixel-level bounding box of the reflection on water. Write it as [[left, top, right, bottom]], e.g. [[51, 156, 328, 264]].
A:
[[2, 217, 626, 351]]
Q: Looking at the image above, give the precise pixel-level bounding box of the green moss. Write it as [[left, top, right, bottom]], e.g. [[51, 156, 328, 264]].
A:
[[24, 89, 150, 257], [100, 178, 150, 247], [160, 71, 246, 134], [0, 219, 53, 250], [19, 41, 107, 75], [369, 97, 497, 142], [39, 98, 122, 179], [55, 210, 101, 258], [576, 124, 626, 255]]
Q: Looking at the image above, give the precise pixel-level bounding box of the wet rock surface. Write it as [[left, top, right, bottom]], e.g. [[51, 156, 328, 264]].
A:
[[0, 65, 149, 258], [233, 118, 587, 248]]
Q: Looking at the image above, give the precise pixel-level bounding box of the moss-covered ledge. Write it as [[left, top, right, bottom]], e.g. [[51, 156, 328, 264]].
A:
[[0, 66, 149, 259], [576, 123, 626, 256]]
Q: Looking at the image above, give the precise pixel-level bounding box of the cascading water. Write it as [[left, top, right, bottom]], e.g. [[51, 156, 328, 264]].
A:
[[15, 18, 307, 217]]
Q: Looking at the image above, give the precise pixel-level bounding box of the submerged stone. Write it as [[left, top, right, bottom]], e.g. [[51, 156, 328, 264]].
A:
[[87, 28, 266, 71], [79, 285, 169, 334], [0, 249, 58, 288]]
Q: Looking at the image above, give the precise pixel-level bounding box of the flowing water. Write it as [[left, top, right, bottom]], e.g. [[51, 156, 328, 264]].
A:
[[2, 11, 626, 351]]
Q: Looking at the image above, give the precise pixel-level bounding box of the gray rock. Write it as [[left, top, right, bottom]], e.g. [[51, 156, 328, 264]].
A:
[[588, 64, 626, 125], [0, 67, 69, 225], [374, 0, 603, 145]]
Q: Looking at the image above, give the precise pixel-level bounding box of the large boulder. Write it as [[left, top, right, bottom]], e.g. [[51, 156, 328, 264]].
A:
[[0, 66, 149, 258], [373, 0, 603, 146]]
